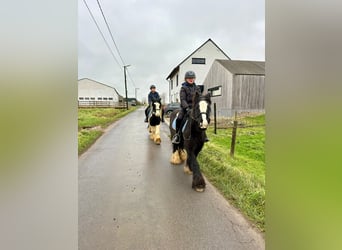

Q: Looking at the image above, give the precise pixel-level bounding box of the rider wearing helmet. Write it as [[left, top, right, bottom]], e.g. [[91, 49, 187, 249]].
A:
[[145, 84, 164, 122], [171, 71, 209, 144]]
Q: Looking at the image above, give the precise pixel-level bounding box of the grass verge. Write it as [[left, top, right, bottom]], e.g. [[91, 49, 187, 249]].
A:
[[78, 107, 137, 155], [198, 114, 265, 231]]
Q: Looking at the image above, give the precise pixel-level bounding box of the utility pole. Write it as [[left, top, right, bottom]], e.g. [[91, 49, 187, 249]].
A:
[[123, 64, 130, 110]]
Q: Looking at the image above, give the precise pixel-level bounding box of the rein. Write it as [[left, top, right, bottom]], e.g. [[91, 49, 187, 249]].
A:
[[191, 111, 208, 122]]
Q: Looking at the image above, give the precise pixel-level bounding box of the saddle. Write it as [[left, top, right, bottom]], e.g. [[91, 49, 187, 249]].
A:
[[172, 112, 188, 132]]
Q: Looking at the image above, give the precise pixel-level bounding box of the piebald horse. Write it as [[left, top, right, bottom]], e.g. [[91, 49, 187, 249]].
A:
[[148, 98, 162, 145], [169, 92, 211, 192]]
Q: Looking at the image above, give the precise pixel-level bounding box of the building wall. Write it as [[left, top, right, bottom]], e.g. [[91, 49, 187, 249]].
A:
[[78, 78, 123, 107], [203, 61, 233, 116], [169, 40, 229, 103], [232, 75, 265, 110], [203, 61, 265, 117], [78, 78, 119, 102]]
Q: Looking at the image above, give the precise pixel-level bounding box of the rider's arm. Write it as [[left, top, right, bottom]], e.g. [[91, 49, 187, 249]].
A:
[[180, 87, 189, 109]]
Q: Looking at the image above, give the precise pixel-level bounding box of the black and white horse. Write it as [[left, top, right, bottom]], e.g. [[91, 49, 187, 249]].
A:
[[148, 98, 162, 144], [169, 92, 211, 192]]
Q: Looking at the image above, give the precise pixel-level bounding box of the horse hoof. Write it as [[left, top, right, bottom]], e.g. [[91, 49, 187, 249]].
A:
[[195, 187, 205, 192], [183, 166, 193, 175], [179, 150, 187, 161], [170, 158, 181, 165], [170, 153, 181, 165]]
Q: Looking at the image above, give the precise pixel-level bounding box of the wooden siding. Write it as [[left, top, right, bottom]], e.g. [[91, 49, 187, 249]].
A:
[[232, 75, 265, 110], [203, 60, 265, 117], [203, 61, 233, 114]]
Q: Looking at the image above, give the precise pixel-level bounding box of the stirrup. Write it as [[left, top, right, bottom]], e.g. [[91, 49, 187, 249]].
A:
[[172, 134, 180, 144]]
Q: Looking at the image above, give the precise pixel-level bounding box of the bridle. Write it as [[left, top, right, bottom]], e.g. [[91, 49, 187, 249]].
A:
[[191, 97, 210, 124], [151, 100, 161, 116]]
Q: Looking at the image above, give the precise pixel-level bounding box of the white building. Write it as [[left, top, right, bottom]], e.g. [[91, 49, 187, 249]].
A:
[[78, 78, 123, 107], [166, 38, 230, 103]]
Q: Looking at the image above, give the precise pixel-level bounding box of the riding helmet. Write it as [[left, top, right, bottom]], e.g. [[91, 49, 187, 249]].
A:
[[185, 71, 196, 79]]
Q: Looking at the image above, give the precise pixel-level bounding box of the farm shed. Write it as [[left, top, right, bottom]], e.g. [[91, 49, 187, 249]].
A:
[[203, 60, 265, 117], [78, 78, 124, 107]]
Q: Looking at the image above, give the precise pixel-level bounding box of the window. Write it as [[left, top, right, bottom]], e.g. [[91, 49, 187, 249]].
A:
[[85, 97, 89, 100], [170, 79, 173, 90], [90, 97, 95, 100], [79, 97, 84, 100], [192, 58, 206, 64], [109, 97, 113, 100], [208, 86, 222, 97], [103, 97, 108, 100], [98, 97, 102, 100], [176, 74, 179, 87]]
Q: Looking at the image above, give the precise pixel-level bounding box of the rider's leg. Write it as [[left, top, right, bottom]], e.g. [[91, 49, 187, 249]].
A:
[[144, 106, 149, 122]]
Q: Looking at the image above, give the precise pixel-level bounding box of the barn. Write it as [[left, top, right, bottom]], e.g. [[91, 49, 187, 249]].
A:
[[203, 60, 265, 117], [78, 78, 124, 107]]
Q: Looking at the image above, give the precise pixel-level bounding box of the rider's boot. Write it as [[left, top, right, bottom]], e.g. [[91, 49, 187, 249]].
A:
[[171, 118, 182, 144]]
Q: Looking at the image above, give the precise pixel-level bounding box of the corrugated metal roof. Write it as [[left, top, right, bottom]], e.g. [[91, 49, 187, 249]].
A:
[[216, 60, 265, 75], [78, 78, 123, 97]]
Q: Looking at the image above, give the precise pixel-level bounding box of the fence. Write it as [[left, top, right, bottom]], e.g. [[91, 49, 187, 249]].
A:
[[212, 103, 265, 157], [78, 101, 127, 108]]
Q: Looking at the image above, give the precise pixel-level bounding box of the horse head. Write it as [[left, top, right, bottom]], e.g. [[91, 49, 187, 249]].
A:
[[192, 92, 211, 130], [151, 97, 162, 117]]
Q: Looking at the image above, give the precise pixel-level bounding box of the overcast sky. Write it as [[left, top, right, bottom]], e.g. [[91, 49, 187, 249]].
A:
[[78, 0, 264, 102]]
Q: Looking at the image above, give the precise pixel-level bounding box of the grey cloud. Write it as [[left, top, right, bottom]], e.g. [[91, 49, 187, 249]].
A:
[[78, 0, 264, 101]]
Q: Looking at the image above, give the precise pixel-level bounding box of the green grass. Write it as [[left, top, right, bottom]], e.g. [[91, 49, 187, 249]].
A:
[[78, 107, 137, 155], [198, 114, 265, 231]]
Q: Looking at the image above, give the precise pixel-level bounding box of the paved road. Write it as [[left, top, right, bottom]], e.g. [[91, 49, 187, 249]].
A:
[[79, 108, 264, 250]]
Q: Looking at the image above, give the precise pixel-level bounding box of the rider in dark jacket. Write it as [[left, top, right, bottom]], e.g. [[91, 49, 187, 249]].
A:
[[145, 84, 164, 122], [171, 71, 208, 144]]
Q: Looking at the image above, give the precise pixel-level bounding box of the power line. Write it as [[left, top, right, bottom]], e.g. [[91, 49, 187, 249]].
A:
[[82, 0, 122, 69], [96, 0, 138, 91], [83, 0, 138, 97], [126, 70, 136, 88], [96, 0, 126, 66]]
